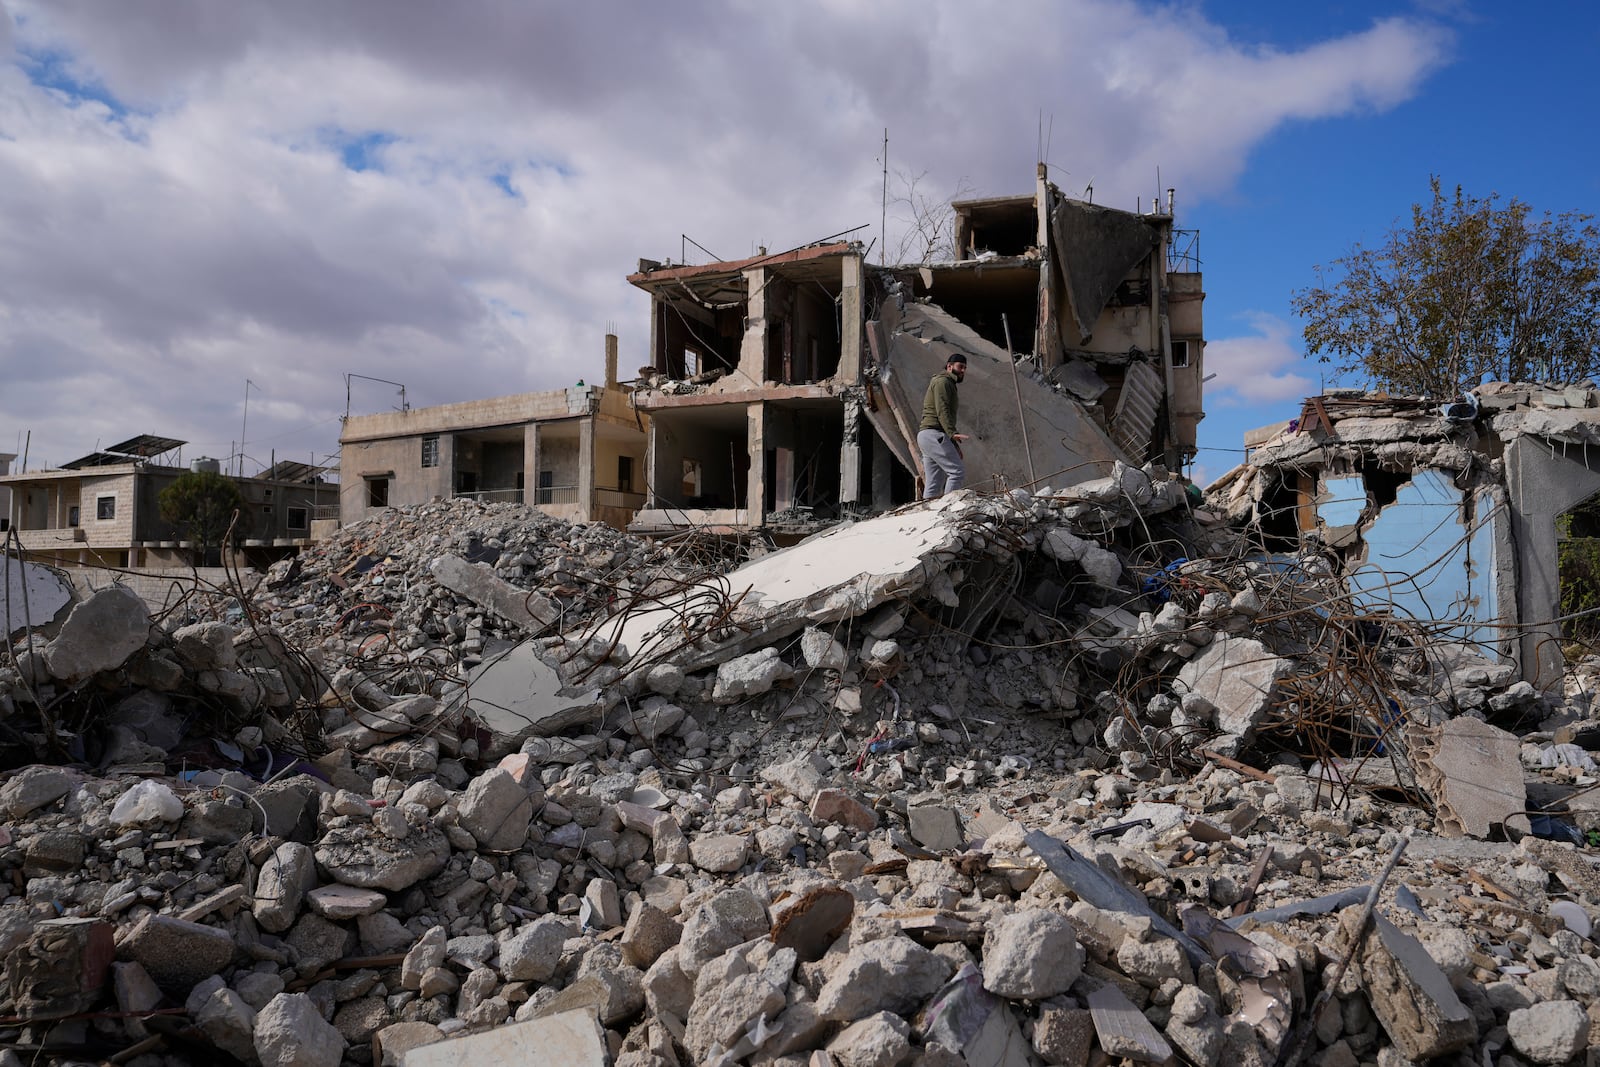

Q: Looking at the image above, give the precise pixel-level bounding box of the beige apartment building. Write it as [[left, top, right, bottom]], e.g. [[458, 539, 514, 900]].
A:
[[338, 339, 648, 530]]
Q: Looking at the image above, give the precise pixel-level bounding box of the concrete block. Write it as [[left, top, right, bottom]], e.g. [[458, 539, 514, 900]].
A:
[[400, 1009, 607, 1066]]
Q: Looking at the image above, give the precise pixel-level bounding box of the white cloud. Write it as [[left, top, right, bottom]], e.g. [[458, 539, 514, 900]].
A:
[[0, 2, 1452, 469], [1205, 311, 1319, 406]]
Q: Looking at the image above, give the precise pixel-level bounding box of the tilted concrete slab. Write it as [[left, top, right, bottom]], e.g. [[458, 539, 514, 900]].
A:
[[591, 493, 991, 674], [872, 297, 1125, 494], [2, 555, 72, 637], [448, 641, 604, 754]]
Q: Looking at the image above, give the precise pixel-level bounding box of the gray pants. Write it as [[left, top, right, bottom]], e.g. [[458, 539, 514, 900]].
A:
[[918, 429, 965, 498]]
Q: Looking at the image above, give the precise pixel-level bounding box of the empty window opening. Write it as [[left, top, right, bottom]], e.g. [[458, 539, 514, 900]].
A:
[[96, 496, 115, 521], [262, 504, 273, 515], [1360, 464, 1408, 509], [366, 477, 389, 508], [683, 349, 700, 378], [1559, 489, 1600, 649], [68, 506, 80, 527], [617, 456, 634, 494], [421, 435, 440, 468], [1170, 340, 1191, 368], [287, 506, 308, 531]]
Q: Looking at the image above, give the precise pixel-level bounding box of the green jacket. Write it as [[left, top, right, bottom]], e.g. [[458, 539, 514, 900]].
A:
[[919, 372, 959, 435]]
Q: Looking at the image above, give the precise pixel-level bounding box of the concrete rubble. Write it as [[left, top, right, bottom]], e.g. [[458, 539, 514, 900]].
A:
[[3, 459, 1600, 1065]]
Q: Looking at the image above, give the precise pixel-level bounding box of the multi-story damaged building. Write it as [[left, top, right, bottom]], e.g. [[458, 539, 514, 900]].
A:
[[338, 339, 648, 530], [626, 164, 1206, 536], [0, 435, 337, 569]]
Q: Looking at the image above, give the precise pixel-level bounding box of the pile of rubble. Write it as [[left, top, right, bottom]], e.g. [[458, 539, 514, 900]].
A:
[[3, 471, 1600, 1066]]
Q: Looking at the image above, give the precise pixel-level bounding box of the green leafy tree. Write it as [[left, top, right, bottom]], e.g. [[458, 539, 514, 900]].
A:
[[158, 471, 244, 566], [1293, 178, 1600, 396]]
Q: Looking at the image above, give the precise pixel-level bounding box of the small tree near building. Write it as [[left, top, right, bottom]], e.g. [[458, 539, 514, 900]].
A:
[[158, 471, 244, 566], [1293, 178, 1600, 396]]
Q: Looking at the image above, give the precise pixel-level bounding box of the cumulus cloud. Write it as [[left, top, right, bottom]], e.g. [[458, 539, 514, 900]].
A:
[[0, 1, 1451, 468], [1205, 311, 1319, 406]]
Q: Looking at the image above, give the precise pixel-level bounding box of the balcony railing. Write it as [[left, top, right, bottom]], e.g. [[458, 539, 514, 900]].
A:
[[533, 485, 578, 505], [449, 485, 647, 510], [311, 504, 341, 521]]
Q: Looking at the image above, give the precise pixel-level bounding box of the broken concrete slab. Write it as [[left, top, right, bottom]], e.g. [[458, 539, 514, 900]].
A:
[[1, 554, 72, 637], [1174, 634, 1291, 738], [429, 553, 559, 633], [1413, 716, 1527, 839], [42, 584, 150, 682], [1085, 981, 1174, 1063], [449, 640, 604, 752], [1344, 910, 1477, 1061], [117, 913, 236, 993]]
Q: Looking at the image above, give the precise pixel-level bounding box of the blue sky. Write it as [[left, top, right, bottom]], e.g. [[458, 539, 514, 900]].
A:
[[0, 1, 1591, 487], [1188, 2, 1600, 481]]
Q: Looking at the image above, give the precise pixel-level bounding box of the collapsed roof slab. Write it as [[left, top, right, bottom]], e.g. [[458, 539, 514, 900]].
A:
[[587, 492, 997, 674], [870, 297, 1126, 494]]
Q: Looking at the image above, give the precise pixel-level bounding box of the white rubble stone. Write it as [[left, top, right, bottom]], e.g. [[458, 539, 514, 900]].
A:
[[800, 627, 849, 671], [498, 916, 570, 983], [712, 647, 794, 703], [253, 842, 316, 933], [1174, 634, 1292, 737], [1507, 1000, 1589, 1064], [43, 585, 150, 682], [760, 751, 833, 803], [678, 888, 770, 978], [816, 935, 952, 1020], [456, 768, 534, 851], [690, 833, 748, 873], [982, 909, 1084, 999], [253, 993, 344, 1067], [0, 766, 72, 819], [828, 1011, 912, 1067]]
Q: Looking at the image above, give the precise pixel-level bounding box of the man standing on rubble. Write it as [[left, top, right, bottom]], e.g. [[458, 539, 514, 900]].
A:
[[918, 354, 970, 498]]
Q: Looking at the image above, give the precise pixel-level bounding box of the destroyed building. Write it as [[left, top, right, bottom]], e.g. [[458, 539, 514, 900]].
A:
[[0, 435, 337, 571], [338, 337, 648, 532], [1213, 380, 1600, 691], [627, 164, 1205, 536]]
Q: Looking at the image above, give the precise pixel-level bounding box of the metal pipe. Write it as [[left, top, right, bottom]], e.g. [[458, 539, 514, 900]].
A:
[[1001, 313, 1037, 486]]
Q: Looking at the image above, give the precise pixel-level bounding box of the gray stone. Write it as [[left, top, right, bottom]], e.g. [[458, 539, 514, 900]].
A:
[[1033, 1001, 1094, 1067], [800, 627, 849, 671], [254, 992, 344, 1067], [690, 832, 748, 873], [305, 884, 387, 920], [43, 585, 149, 681], [1346, 911, 1477, 1061], [1174, 634, 1292, 738], [117, 914, 236, 993], [456, 768, 535, 851], [712, 647, 794, 703], [401, 926, 447, 991], [760, 751, 833, 803], [498, 916, 569, 983], [286, 913, 354, 975], [908, 805, 964, 851], [399, 1011, 606, 1067], [621, 903, 681, 969], [1116, 936, 1193, 987], [982, 909, 1084, 1000], [182, 799, 255, 844], [357, 911, 412, 955], [583, 877, 622, 928], [254, 841, 316, 933], [828, 1010, 912, 1067], [374, 1021, 444, 1066], [816, 935, 952, 1021], [0, 766, 72, 819], [619, 697, 685, 741], [252, 776, 320, 840], [314, 822, 450, 891], [172, 621, 238, 671], [193, 984, 258, 1063], [684, 969, 788, 1062], [1165, 987, 1225, 1065], [678, 887, 770, 977], [643, 946, 693, 1021], [1507, 1000, 1590, 1064]]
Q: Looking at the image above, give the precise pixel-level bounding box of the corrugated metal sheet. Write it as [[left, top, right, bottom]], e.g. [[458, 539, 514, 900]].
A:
[[1111, 360, 1163, 461]]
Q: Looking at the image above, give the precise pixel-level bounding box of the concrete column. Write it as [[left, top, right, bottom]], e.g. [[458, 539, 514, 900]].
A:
[[522, 423, 540, 507], [605, 333, 619, 388], [739, 267, 768, 384], [839, 255, 863, 383], [746, 403, 765, 524], [1507, 437, 1600, 689], [840, 398, 862, 505], [578, 418, 597, 520]]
